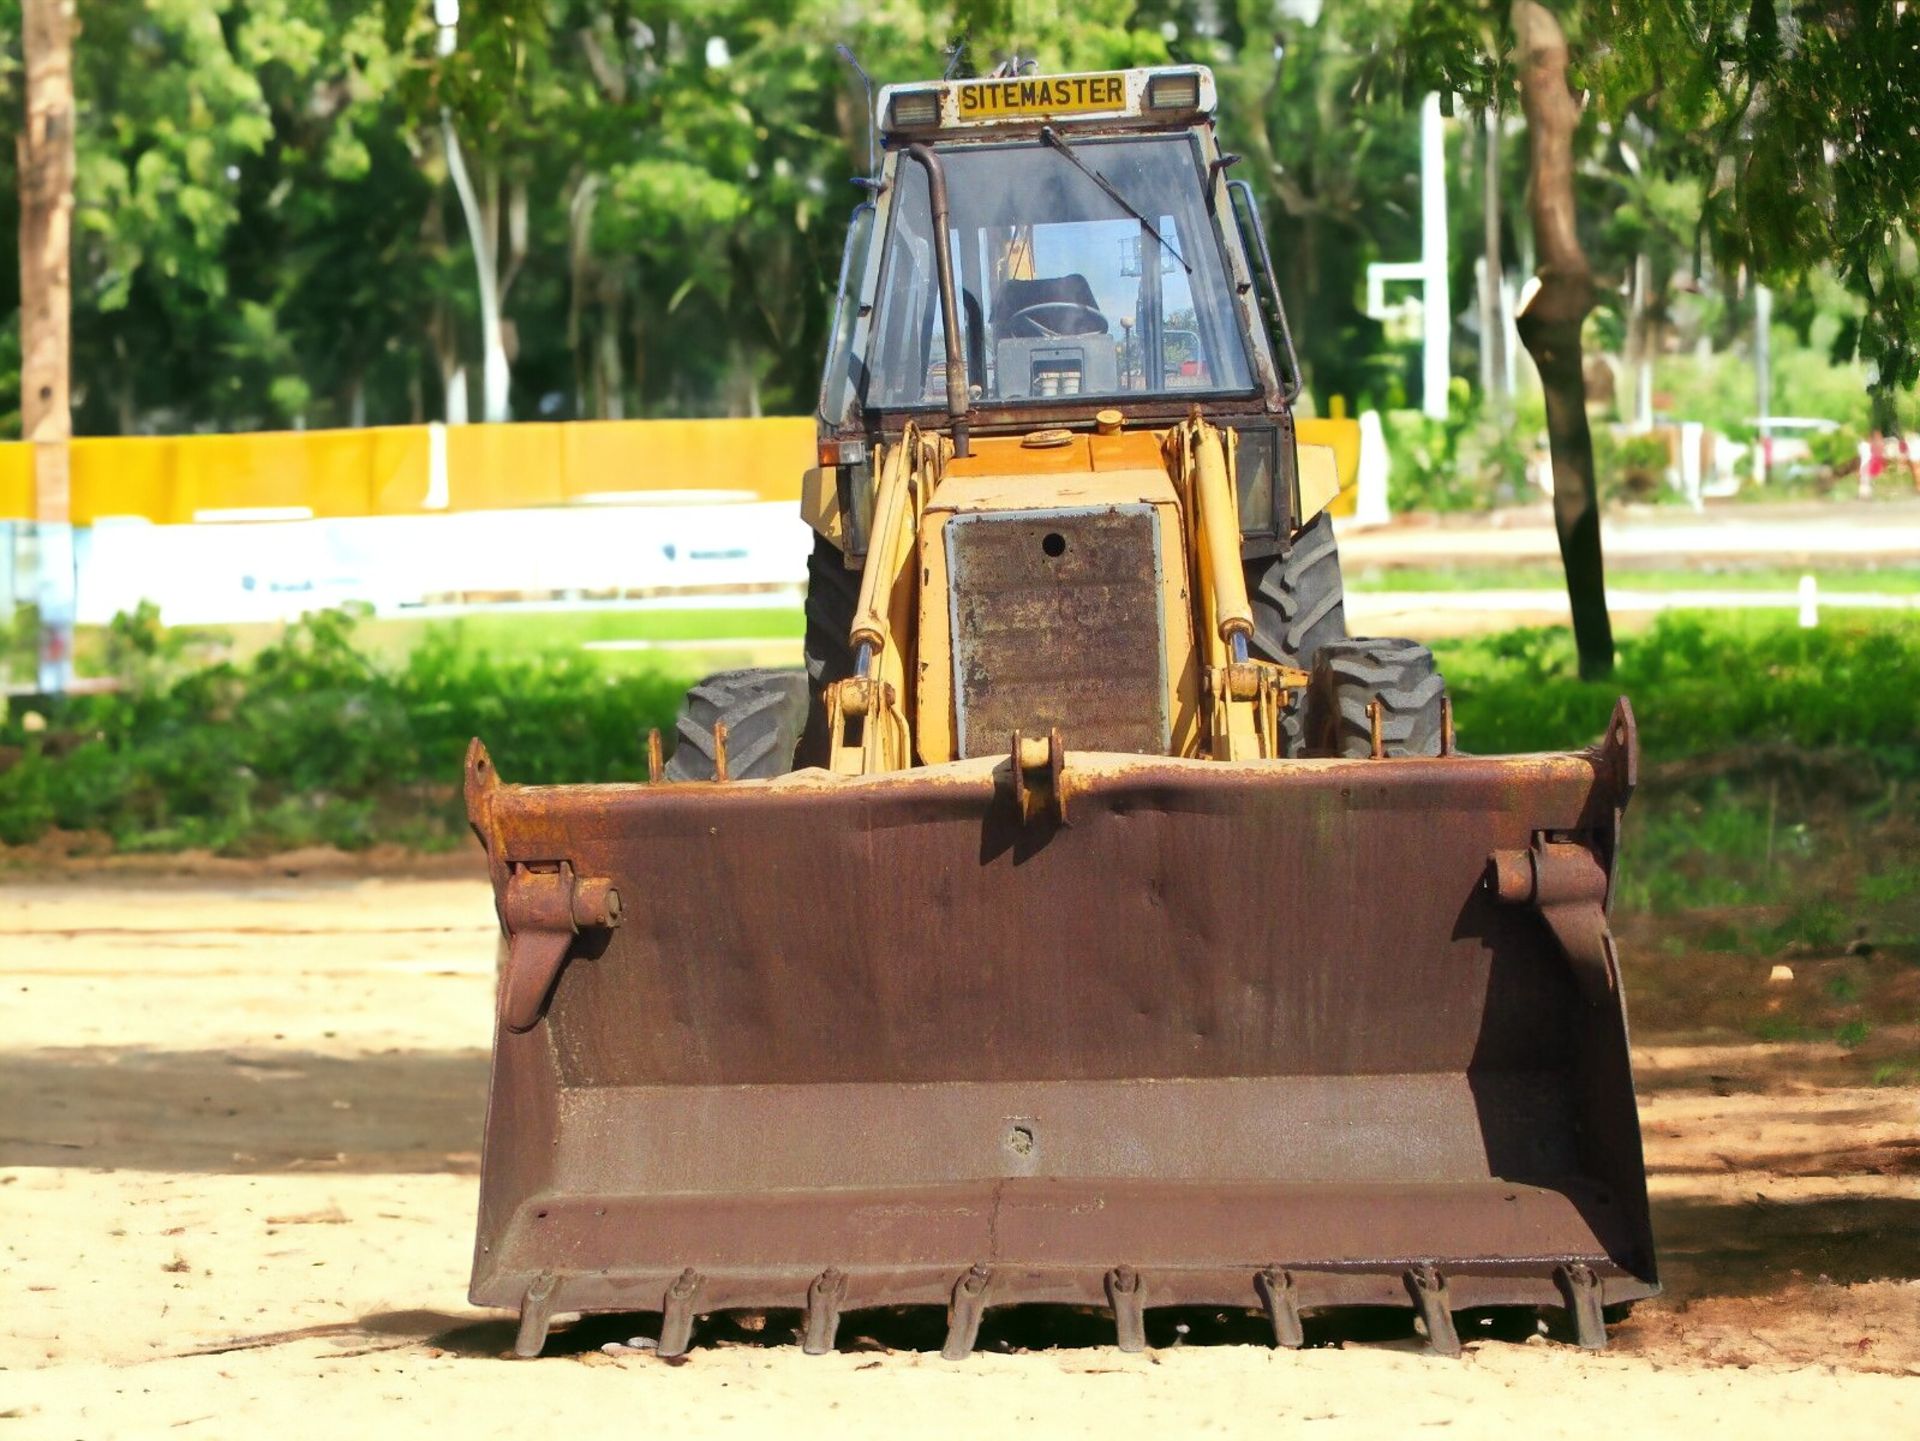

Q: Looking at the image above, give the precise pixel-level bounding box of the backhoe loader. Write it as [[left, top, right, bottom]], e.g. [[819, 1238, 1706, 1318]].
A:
[[463, 63, 1657, 1360]]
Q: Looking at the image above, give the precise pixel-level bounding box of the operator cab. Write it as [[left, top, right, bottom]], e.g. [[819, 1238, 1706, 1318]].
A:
[[817, 65, 1303, 548], [821, 69, 1290, 422], [863, 129, 1256, 407], [810, 66, 1305, 556]]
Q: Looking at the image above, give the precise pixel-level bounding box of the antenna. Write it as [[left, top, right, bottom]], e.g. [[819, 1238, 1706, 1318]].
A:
[[835, 44, 878, 183], [943, 39, 967, 79]]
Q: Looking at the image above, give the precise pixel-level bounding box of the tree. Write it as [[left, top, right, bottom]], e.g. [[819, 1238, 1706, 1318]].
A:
[[1510, 1, 1612, 678], [1354, 1, 1606, 675], [1199, 0, 1417, 408], [1580, 1, 1920, 423]]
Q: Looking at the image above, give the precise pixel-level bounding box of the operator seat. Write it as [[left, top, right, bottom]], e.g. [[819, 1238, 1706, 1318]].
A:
[[991, 274, 1118, 398], [994, 275, 1111, 338]]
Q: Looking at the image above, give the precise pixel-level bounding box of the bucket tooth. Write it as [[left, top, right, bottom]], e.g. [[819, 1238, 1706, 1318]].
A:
[[1254, 1267, 1304, 1349], [1406, 1264, 1461, 1357], [1556, 1262, 1609, 1351], [658, 1268, 703, 1359], [1105, 1266, 1146, 1353], [942, 1264, 993, 1360], [513, 1272, 558, 1359], [803, 1268, 848, 1355]]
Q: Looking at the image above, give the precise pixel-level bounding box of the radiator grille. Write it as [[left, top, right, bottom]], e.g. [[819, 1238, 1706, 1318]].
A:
[[945, 505, 1169, 758]]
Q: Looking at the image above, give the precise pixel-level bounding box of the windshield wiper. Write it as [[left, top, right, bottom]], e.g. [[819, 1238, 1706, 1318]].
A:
[[1039, 127, 1191, 275]]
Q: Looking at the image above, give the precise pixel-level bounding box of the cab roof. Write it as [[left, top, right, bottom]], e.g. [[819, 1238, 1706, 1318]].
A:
[[878, 66, 1215, 141]]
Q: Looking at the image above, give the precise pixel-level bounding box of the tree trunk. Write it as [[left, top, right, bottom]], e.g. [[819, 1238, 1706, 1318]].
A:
[[19, 0, 76, 693], [596, 284, 625, 421], [1481, 108, 1506, 416], [442, 116, 510, 422], [566, 174, 598, 416], [1511, 0, 1614, 679], [428, 301, 467, 424]]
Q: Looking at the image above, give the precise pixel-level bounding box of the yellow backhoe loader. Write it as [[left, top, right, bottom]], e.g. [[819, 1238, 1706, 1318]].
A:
[[463, 62, 1656, 1361]]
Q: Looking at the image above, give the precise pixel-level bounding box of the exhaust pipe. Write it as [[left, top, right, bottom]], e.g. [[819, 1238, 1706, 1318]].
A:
[[903, 143, 970, 457]]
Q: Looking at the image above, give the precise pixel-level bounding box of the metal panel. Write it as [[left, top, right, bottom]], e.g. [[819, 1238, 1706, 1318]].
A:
[[945, 504, 1168, 757]]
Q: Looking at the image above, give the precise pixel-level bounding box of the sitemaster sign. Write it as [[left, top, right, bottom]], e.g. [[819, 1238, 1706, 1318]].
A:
[[955, 73, 1128, 119]]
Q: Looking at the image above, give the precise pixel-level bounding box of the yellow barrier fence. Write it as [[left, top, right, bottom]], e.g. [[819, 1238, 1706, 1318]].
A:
[[0, 418, 819, 525], [0, 415, 1360, 525], [1295, 417, 1362, 517]]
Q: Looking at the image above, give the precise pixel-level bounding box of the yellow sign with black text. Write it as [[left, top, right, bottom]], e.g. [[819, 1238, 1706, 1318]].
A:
[[955, 72, 1128, 120]]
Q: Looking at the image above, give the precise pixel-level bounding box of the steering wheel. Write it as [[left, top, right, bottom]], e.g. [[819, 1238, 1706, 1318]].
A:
[[1004, 300, 1107, 339]]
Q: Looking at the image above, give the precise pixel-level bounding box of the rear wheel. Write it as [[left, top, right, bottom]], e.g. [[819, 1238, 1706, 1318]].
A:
[[665, 668, 809, 781], [1245, 511, 1349, 756], [1306, 637, 1447, 758], [798, 532, 860, 767], [1245, 509, 1348, 668]]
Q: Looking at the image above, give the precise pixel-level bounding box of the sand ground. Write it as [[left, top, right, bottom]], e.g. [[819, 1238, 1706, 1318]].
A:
[[2, 870, 1915, 1439]]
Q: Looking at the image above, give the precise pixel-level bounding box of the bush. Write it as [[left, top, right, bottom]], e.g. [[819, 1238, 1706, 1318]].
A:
[[1608, 432, 1674, 502], [3, 606, 1916, 856], [0, 608, 689, 854], [1381, 384, 1529, 512]]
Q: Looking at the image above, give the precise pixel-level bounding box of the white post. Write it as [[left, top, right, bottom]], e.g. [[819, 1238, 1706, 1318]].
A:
[[1420, 93, 1450, 420], [1754, 282, 1772, 484], [1678, 420, 1705, 513], [1631, 252, 1654, 431], [1355, 409, 1393, 528]]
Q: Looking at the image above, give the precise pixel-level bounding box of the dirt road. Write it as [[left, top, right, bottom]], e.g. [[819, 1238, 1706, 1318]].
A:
[[1337, 497, 1920, 567], [2, 870, 1915, 1438]]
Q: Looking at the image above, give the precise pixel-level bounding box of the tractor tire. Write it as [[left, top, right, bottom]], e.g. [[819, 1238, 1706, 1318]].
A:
[[1245, 509, 1348, 669], [665, 668, 809, 781], [1246, 511, 1349, 757], [1306, 637, 1448, 759], [798, 532, 860, 768]]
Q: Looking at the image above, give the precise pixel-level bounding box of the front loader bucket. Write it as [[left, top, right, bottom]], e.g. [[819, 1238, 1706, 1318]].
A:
[[464, 700, 1656, 1357]]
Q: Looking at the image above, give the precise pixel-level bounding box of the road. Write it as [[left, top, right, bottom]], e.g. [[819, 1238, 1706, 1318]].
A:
[[2, 870, 1915, 1439], [1337, 497, 1920, 566]]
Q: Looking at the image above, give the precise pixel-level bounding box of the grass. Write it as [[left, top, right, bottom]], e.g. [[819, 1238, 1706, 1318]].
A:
[[47, 601, 805, 679], [301, 605, 800, 664], [1432, 611, 1920, 764]]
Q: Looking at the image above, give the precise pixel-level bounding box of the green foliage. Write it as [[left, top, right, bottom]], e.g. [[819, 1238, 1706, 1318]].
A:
[[1806, 427, 1862, 475], [7, 606, 1918, 856], [0, 313, 18, 439], [1597, 430, 1672, 502], [1379, 383, 1528, 511], [1834, 1019, 1873, 1051], [0, 607, 687, 854], [0, 0, 1908, 436], [1579, 2, 1920, 403], [1436, 612, 1920, 766], [1859, 867, 1920, 908]]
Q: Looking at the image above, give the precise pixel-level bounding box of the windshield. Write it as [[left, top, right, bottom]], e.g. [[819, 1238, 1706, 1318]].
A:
[[864, 134, 1255, 410]]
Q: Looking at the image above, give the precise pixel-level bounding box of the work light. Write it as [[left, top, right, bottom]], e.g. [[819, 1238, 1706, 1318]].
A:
[[887, 89, 941, 131], [1145, 71, 1201, 112]]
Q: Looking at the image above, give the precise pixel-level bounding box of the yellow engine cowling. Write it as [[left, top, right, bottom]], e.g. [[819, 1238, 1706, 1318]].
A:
[[914, 429, 1203, 765], [825, 419, 1304, 774]]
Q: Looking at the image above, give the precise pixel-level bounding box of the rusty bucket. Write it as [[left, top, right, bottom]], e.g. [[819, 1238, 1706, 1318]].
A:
[[464, 700, 1656, 1358]]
